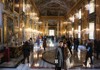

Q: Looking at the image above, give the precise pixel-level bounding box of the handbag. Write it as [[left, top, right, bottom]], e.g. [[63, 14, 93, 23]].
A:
[[55, 58, 58, 64]]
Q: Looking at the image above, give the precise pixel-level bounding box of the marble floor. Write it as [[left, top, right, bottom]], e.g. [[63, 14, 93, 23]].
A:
[[0, 42, 100, 70], [31, 43, 100, 70]]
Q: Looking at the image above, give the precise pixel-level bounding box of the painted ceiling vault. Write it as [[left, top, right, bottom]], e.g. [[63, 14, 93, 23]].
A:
[[34, 0, 78, 16]]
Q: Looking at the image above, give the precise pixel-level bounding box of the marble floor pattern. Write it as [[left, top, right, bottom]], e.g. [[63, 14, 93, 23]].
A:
[[31, 43, 100, 70], [0, 42, 100, 70]]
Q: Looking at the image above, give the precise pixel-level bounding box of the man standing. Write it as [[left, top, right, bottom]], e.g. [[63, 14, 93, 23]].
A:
[[22, 41, 30, 63], [29, 38, 34, 52], [56, 41, 64, 70]]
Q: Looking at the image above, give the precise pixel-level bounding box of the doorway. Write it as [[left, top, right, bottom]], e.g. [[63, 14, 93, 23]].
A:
[[49, 29, 55, 36]]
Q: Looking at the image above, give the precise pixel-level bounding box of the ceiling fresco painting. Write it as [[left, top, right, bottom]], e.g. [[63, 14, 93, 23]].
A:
[[34, 0, 78, 16]]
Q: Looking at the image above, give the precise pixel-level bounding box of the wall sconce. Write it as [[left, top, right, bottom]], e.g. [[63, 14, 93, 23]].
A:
[[34, 17, 39, 22], [96, 29, 100, 31], [38, 21, 42, 24], [69, 16, 74, 22], [69, 31, 73, 35], [85, 4, 90, 10], [72, 28, 74, 32], [63, 21, 71, 24], [96, 4, 99, 7], [74, 30, 78, 34], [20, 28, 22, 31]]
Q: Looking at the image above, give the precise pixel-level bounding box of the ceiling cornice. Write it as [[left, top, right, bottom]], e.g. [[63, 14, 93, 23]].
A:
[[40, 16, 66, 21]]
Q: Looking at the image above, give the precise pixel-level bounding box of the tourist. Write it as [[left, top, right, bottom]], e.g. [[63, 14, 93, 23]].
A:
[[74, 37, 79, 52], [43, 38, 47, 51], [84, 39, 93, 66], [56, 41, 64, 70], [28, 38, 34, 52], [63, 43, 69, 70], [22, 41, 30, 63]]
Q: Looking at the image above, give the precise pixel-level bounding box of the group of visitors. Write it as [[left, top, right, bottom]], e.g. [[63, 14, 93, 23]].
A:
[[55, 36, 71, 70], [22, 35, 47, 63], [21, 34, 100, 69], [55, 40, 70, 70], [55, 35, 99, 70]]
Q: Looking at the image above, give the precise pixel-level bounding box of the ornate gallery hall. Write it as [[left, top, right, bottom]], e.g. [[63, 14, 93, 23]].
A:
[[0, 0, 100, 70]]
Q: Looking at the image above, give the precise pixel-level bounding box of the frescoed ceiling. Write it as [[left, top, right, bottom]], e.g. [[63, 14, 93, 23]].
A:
[[34, 0, 78, 16]]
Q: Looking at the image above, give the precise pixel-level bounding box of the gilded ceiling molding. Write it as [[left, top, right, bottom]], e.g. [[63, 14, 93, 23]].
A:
[[34, 0, 77, 16], [66, 0, 85, 18]]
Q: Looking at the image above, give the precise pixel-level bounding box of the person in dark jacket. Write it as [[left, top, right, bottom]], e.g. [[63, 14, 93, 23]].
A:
[[56, 41, 64, 70], [74, 38, 79, 52], [67, 38, 72, 55], [43, 38, 47, 51], [28, 38, 34, 52], [22, 41, 30, 63], [84, 39, 93, 66]]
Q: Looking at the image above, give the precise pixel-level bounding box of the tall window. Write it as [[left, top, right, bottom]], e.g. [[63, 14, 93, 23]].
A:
[[79, 9, 82, 19], [89, 22, 94, 39], [75, 9, 81, 19], [89, 0, 95, 14], [23, 0, 25, 12], [49, 30, 55, 36]]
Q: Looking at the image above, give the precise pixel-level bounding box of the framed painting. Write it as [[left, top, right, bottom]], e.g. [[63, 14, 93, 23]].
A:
[[5, 0, 13, 12]]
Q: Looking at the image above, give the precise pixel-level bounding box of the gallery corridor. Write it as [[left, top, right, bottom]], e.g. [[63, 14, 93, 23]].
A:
[[0, 0, 100, 70]]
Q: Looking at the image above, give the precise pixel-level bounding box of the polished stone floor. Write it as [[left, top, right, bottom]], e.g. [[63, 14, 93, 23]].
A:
[[0, 41, 100, 70], [30, 41, 100, 70]]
